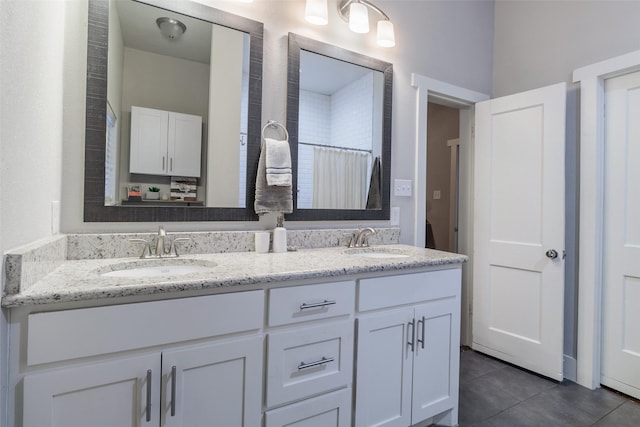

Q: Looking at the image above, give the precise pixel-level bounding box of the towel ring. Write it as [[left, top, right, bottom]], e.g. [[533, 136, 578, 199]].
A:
[[261, 120, 289, 141]]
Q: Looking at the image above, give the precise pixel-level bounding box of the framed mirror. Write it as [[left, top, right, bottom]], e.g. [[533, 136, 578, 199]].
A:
[[286, 33, 392, 221], [84, 0, 263, 221]]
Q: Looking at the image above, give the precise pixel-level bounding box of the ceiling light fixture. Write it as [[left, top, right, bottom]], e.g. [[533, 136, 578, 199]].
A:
[[156, 17, 187, 40], [337, 0, 395, 47]]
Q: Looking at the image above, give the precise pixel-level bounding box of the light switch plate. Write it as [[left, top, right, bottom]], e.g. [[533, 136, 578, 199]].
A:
[[390, 207, 400, 225], [433, 190, 441, 200], [394, 179, 412, 197]]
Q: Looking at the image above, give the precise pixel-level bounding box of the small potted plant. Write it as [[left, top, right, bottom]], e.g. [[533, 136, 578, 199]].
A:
[[146, 186, 161, 200]]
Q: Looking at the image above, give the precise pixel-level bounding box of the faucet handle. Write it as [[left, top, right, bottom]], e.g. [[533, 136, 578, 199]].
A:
[[129, 238, 151, 259], [170, 238, 191, 257]]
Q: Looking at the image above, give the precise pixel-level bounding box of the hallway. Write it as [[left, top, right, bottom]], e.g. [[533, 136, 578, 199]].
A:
[[457, 349, 640, 426]]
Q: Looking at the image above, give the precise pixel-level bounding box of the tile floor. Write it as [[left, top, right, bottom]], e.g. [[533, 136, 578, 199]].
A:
[[455, 349, 640, 427]]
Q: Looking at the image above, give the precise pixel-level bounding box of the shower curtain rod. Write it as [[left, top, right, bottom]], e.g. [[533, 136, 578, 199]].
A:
[[299, 141, 373, 153]]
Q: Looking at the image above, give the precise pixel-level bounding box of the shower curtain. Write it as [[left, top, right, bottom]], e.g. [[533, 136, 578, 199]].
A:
[[312, 147, 369, 209]]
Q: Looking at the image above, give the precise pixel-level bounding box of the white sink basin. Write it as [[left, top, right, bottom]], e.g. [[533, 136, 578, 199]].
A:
[[97, 259, 217, 278], [345, 247, 411, 259]]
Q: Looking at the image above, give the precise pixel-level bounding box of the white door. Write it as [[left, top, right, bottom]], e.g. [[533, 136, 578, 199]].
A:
[[161, 336, 263, 427], [473, 82, 566, 381], [23, 353, 161, 427], [601, 71, 640, 399]]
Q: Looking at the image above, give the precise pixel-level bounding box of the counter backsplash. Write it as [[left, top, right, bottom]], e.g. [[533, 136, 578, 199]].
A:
[[4, 228, 400, 296]]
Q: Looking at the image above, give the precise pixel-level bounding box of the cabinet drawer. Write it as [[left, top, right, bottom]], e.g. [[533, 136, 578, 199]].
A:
[[27, 291, 264, 366], [358, 268, 461, 312], [265, 388, 352, 427], [266, 320, 354, 407], [268, 281, 355, 326]]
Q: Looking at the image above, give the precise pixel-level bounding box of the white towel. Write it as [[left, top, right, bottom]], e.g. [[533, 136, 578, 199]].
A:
[[265, 138, 292, 186]]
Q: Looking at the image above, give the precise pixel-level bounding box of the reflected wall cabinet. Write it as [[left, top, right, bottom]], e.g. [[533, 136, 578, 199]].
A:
[[130, 106, 202, 177]]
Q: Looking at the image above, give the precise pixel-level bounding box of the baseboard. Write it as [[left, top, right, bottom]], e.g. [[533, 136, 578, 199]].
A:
[[564, 354, 577, 382]]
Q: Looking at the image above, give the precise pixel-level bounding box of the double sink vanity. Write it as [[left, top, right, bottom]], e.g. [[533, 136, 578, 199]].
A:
[[2, 228, 466, 427], [4, 0, 466, 425]]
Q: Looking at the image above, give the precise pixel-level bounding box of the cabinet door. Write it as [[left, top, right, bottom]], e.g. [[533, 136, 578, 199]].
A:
[[355, 307, 414, 427], [130, 106, 169, 175], [412, 299, 460, 425], [265, 388, 352, 427], [23, 353, 161, 427], [161, 336, 263, 427], [167, 112, 202, 177]]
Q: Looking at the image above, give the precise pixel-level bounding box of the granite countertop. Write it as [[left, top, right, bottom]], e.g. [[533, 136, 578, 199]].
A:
[[1, 245, 467, 308]]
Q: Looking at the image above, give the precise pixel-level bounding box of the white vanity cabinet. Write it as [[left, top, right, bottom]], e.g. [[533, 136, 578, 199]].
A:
[[130, 105, 202, 177], [20, 291, 264, 427], [355, 269, 461, 427], [265, 281, 356, 427]]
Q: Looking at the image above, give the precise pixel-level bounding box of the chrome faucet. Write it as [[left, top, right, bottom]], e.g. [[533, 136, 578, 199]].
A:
[[155, 225, 167, 256], [128, 225, 190, 259], [351, 227, 376, 248]]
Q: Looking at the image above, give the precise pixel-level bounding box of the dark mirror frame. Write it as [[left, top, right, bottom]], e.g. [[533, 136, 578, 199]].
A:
[[286, 33, 392, 221], [84, 0, 263, 222]]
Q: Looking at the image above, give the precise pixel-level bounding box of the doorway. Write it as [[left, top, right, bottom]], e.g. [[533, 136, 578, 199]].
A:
[[412, 73, 490, 347], [425, 102, 460, 253]]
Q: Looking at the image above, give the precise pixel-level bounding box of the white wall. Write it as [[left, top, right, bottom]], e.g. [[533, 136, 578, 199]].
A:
[[54, 0, 494, 236], [493, 0, 640, 97], [0, 0, 74, 422]]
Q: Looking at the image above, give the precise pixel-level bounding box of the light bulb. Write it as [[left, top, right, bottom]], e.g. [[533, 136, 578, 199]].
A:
[[377, 20, 395, 47], [349, 2, 369, 34], [305, 0, 328, 25]]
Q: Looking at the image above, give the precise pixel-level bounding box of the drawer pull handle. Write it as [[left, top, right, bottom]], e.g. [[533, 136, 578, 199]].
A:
[[146, 369, 152, 422], [170, 365, 177, 417], [417, 316, 426, 349], [299, 300, 336, 310], [298, 356, 335, 370]]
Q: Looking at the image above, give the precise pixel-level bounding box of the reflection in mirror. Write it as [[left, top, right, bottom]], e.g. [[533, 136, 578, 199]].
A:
[[84, 0, 263, 222], [105, 0, 249, 208], [287, 33, 392, 221], [297, 50, 384, 210]]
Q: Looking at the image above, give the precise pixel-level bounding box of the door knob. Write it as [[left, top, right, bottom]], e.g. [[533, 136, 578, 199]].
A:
[[545, 249, 558, 259]]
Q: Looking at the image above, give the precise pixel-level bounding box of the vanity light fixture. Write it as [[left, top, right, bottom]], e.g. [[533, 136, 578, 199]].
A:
[[337, 0, 395, 47], [156, 17, 187, 40], [305, 0, 328, 25]]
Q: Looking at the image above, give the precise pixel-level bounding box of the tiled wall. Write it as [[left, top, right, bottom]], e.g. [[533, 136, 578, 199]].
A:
[[297, 73, 374, 208]]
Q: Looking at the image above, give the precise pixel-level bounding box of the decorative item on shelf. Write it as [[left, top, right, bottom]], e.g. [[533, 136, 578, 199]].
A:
[[128, 185, 142, 202], [146, 186, 161, 200], [171, 176, 198, 201], [304, 0, 395, 47]]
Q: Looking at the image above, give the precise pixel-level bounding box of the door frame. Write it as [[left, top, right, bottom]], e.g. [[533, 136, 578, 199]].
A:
[[411, 74, 489, 346], [573, 49, 640, 390]]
